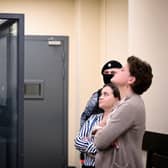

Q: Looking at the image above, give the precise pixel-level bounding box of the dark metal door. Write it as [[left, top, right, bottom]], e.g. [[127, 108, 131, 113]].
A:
[[24, 36, 68, 168]]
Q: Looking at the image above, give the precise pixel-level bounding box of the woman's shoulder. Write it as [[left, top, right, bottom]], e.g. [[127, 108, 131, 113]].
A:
[[115, 94, 145, 116], [123, 94, 144, 106]]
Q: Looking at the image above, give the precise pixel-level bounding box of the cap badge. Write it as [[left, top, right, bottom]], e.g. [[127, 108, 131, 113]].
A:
[[108, 63, 111, 67]]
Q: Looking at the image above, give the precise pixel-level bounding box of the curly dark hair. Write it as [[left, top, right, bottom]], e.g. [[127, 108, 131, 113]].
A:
[[127, 56, 153, 95]]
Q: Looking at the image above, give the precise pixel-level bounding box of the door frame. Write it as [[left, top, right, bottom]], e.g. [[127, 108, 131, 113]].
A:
[[0, 13, 24, 168]]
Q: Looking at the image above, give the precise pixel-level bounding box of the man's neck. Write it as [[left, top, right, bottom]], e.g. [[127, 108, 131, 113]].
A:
[[119, 85, 134, 99]]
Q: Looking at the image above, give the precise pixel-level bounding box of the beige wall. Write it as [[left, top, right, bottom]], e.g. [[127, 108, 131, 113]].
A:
[[73, 0, 102, 166], [129, 0, 168, 134], [129, 1, 168, 166], [0, 0, 128, 167], [103, 0, 128, 63]]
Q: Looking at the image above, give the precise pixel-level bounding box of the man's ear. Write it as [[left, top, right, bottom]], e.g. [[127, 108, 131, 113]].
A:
[[128, 76, 136, 85]]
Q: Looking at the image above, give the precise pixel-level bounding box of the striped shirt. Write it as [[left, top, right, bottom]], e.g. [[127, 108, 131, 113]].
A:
[[75, 113, 103, 167]]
